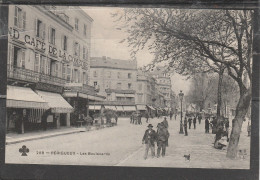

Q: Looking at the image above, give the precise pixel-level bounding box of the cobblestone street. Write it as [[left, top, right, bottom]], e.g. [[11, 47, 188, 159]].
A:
[[5, 116, 250, 169]]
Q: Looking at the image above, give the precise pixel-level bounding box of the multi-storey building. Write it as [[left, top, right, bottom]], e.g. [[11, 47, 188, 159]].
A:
[[89, 57, 137, 116], [150, 66, 172, 109], [6, 5, 102, 133], [136, 69, 167, 116]]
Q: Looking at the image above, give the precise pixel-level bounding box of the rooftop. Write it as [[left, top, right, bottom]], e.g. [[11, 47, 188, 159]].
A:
[[90, 57, 137, 70]]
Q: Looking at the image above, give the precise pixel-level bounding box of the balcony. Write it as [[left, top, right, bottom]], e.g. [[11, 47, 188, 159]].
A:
[[7, 64, 66, 87], [64, 83, 97, 96]]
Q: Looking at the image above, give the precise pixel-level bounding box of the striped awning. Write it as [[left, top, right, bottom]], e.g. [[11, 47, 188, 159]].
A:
[[89, 105, 101, 110], [6, 85, 49, 109], [104, 105, 117, 110], [136, 105, 147, 110], [36, 90, 74, 113], [116, 106, 124, 111], [123, 106, 136, 111]]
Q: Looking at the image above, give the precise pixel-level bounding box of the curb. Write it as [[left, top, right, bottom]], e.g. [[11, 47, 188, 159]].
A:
[[5, 124, 117, 145]]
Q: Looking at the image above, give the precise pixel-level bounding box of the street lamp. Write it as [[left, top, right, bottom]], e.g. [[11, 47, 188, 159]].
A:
[[179, 90, 184, 134]]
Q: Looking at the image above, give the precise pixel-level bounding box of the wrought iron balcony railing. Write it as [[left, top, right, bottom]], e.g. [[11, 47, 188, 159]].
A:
[[7, 64, 66, 86]]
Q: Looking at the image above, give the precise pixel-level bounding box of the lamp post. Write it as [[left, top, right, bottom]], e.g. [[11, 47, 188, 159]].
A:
[[179, 90, 184, 134]]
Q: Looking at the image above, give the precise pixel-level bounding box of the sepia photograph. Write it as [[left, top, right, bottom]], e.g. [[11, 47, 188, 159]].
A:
[[3, 5, 255, 170]]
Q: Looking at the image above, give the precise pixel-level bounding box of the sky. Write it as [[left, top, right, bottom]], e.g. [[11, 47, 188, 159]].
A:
[[81, 7, 191, 95]]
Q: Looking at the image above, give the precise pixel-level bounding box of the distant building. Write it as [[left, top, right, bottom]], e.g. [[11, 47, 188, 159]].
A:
[[89, 56, 137, 116], [149, 66, 172, 109]]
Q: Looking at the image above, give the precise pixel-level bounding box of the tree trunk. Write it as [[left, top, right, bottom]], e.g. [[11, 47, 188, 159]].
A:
[[226, 88, 251, 159], [217, 68, 224, 121]]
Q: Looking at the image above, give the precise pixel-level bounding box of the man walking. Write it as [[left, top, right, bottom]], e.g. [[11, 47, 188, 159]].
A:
[[157, 123, 170, 158], [184, 117, 188, 136], [145, 111, 149, 123], [205, 117, 210, 133], [198, 114, 202, 124], [193, 116, 197, 129], [170, 111, 173, 120], [188, 117, 192, 129], [162, 117, 169, 129], [142, 124, 157, 160]]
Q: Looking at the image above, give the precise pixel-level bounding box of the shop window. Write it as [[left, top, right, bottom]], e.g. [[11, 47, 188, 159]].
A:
[[75, 18, 79, 30], [36, 19, 45, 39], [14, 6, 26, 29]]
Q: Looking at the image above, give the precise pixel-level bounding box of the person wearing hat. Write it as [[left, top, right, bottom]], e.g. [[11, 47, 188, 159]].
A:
[[142, 124, 157, 160], [156, 122, 170, 157], [162, 117, 169, 129]]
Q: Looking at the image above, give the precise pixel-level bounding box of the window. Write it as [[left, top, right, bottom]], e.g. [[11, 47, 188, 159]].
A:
[[14, 6, 26, 29], [46, 58, 50, 75], [36, 19, 45, 39], [83, 72, 87, 84], [117, 72, 121, 79], [73, 69, 80, 83], [106, 81, 111, 88], [35, 53, 40, 72], [50, 28, 56, 45], [74, 42, 80, 56], [62, 63, 66, 79], [75, 18, 79, 30], [93, 71, 97, 77], [63, 35, 67, 51], [94, 81, 98, 87], [128, 83, 132, 90], [128, 73, 132, 79], [117, 83, 121, 90], [138, 94, 143, 103], [40, 56, 46, 74], [83, 46, 87, 59], [138, 84, 142, 91], [13, 47, 25, 68], [84, 24, 87, 36], [50, 59, 58, 77], [66, 66, 71, 82]]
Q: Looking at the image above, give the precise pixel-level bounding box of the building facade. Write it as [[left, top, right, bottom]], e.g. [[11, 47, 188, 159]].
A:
[[89, 57, 137, 116], [6, 5, 101, 133]]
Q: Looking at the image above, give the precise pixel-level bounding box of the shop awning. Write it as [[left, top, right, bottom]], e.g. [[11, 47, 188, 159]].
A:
[[116, 106, 124, 111], [115, 93, 125, 97], [147, 105, 155, 110], [6, 85, 49, 109], [104, 105, 117, 110], [124, 94, 135, 98], [88, 105, 101, 110], [123, 106, 136, 111], [136, 105, 147, 111], [36, 90, 74, 113]]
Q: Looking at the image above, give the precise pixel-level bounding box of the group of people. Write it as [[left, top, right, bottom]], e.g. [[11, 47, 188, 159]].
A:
[[142, 117, 170, 159], [183, 113, 202, 136], [130, 112, 143, 125]]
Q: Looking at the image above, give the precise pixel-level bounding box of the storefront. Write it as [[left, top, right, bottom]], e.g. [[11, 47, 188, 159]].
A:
[[122, 105, 136, 116], [6, 85, 49, 133]]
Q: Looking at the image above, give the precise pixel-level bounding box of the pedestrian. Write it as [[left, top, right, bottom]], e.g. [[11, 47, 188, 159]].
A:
[[162, 117, 169, 129], [138, 113, 142, 125], [42, 109, 51, 131], [170, 111, 173, 120], [214, 123, 224, 147], [175, 113, 177, 120], [14, 111, 21, 134], [188, 117, 192, 129], [184, 117, 188, 136], [247, 121, 251, 137], [224, 118, 229, 141], [8, 111, 17, 132], [145, 111, 149, 123], [142, 124, 157, 160], [130, 113, 133, 124], [198, 114, 202, 124], [205, 118, 210, 133], [156, 123, 170, 158], [193, 116, 197, 129], [115, 113, 118, 125]]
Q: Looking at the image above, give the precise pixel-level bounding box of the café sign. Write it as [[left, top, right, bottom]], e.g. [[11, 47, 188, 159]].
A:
[[9, 27, 87, 68]]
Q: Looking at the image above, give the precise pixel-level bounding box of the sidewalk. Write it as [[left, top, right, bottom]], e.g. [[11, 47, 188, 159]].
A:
[[5, 123, 115, 145]]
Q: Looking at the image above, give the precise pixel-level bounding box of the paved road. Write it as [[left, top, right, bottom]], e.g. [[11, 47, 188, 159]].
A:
[[5, 116, 250, 169]]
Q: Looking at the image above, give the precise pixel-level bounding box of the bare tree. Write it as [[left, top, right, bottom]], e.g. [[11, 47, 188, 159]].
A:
[[113, 9, 253, 158]]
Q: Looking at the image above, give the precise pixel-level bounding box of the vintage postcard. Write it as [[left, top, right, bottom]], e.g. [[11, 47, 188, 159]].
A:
[[4, 5, 255, 170]]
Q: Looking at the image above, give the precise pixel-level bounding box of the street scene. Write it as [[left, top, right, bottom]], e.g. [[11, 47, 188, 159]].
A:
[[5, 6, 252, 169]]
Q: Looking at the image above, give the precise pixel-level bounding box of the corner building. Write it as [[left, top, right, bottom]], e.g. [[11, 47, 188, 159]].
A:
[[6, 5, 100, 133]]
